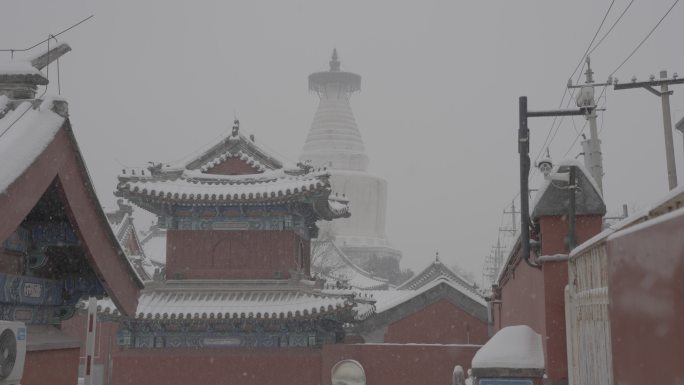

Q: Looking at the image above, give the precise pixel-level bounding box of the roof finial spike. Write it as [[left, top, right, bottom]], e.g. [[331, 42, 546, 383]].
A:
[[329, 48, 341, 71], [435, 251, 440, 262], [232, 118, 240, 137]]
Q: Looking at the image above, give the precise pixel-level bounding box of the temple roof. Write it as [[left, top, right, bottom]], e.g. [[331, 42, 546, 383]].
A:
[[313, 240, 390, 291], [397, 257, 480, 295], [334, 279, 488, 336], [107, 203, 164, 282], [0, 93, 142, 316], [116, 123, 350, 220], [92, 280, 374, 322]]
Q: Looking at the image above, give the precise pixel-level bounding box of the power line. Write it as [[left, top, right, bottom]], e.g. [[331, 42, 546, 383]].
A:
[[532, 0, 617, 167], [610, 0, 680, 76], [587, 0, 636, 56], [0, 15, 94, 53]]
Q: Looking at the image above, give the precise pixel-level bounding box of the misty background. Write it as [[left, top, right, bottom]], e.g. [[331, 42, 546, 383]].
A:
[[1, 0, 683, 283]]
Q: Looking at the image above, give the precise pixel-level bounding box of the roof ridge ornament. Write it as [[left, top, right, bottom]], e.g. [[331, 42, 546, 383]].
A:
[[231, 119, 240, 137]]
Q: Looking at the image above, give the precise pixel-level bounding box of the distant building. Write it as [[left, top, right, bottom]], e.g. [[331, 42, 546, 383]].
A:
[[106, 200, 164, 283], [300, 50, 403, 279]]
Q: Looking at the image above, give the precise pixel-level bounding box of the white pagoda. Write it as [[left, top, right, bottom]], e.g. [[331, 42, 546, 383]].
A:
[[300, 50, 402, 272]]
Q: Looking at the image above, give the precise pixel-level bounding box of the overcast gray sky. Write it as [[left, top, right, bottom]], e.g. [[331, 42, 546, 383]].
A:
[[2, 0, 683, 282]]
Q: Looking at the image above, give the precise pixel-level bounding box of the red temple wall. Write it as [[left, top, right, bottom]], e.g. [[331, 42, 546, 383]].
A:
[[607, 210, 684, 385], [384, 299, 488, 345], [112, 347, 322, 385], [23, 348, 80, 385], [167, 230, 309, 279], [110, 343, 480, 385]]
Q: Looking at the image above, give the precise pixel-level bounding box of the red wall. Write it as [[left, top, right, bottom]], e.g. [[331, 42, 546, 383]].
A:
[[110, 343, 479, 385], [607, 210, 684, 385], [23, 348, 80, 385], [384, 299, 488, 344], [112, 347, 321, 385], [167, 230, 310, 279], [321, 344, 480, 385]]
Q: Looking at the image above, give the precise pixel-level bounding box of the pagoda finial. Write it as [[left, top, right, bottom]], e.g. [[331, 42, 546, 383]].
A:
[[435, 251, 440, 263], [329, 48, 340, 71]]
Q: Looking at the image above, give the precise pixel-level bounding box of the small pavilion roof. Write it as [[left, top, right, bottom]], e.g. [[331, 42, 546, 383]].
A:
[[116, 126, 350, 220]]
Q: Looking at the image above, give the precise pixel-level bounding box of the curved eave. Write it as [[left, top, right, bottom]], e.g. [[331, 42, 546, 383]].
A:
[[116, 184, 335, 208], [311, 194, 351, 221]]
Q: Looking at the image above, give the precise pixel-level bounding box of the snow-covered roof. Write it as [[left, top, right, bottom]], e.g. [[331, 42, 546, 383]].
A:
[[0, 96, 66, 193], [373, 278, 486, 312], [472, 325, 544, 370], [397, 258, 479, 295], [105, 209, 163, 282], [531, 159, 606, 220], [313, 240, 389, 290], [0, 62, 45, 78], [116, 125, 350, 221], [94, 284, 359, 321]]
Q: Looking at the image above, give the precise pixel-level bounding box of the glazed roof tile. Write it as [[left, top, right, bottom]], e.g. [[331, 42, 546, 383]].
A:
[[115, 129, 350, 219], [94, 286, 361, 321]]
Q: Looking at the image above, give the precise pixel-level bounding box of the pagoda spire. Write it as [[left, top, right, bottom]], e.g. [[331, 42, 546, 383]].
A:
[[329, 48, 340, 71]]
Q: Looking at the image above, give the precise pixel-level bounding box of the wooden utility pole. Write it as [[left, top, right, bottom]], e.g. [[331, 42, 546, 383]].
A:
[[614, 71, 684, 190]]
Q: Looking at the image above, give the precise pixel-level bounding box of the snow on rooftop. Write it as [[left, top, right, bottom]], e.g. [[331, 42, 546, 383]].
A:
[[530, 158, 602, 214], [0, 97, 65, 193], [333, 277, 487, 315], [472, 325, 544, 369], [0, 61, 43, 76], [96, 288, 354, 320]]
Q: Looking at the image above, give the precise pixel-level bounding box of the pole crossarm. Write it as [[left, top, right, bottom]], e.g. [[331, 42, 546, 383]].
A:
[[527, 108, 592, 118], [614, 71, 681, 190], [614, 77, 684, 90]]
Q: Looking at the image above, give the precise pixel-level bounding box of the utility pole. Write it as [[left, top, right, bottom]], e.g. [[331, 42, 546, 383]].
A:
[[518, 96, 590, 267], [614, 70, 684, 190], [567, 56, 611, 195], [503, 200, 519, 234]]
